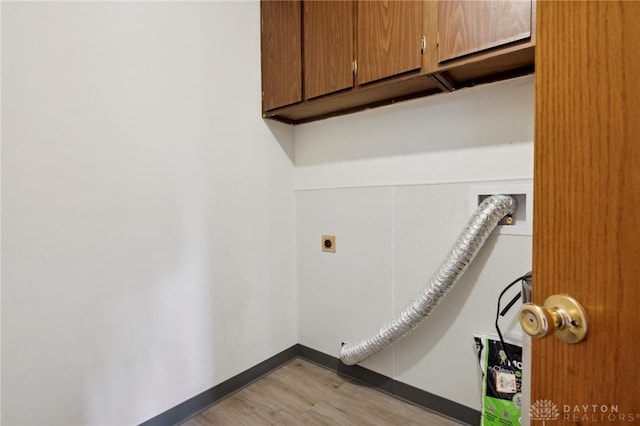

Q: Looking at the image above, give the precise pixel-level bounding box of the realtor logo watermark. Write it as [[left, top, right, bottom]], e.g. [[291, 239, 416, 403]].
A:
[[531, 399, 640, 423], [530, 400, 560, 425]]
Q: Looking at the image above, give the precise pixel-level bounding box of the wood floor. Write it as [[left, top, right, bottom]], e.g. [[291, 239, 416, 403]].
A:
[[182, 358, 462, 425]]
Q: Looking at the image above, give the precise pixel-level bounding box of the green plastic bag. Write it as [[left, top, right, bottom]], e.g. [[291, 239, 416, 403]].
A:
[[474, 333, 523, 426]]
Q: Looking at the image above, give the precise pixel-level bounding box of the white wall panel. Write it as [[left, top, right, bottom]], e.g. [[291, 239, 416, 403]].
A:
[[392, 183, 531, 409], [1, 2, 297, 424], [295, 75, 534, 190], [297, 187, 394, 375]]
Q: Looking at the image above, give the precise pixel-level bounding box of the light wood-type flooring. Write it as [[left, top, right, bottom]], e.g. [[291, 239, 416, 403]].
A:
[[182, 358, 462, 425]]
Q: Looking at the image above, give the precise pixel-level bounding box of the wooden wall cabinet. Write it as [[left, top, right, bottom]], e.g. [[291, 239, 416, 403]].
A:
[[303, 1, 354, 100], [260, 1, 302, 111], [356, 1, 423, 85], [261, 0, 535, 124], [437, 0, 532, 63]]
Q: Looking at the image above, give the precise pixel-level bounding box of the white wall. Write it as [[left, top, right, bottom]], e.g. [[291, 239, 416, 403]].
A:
[[1, 2, 297, 425], [296, 75, 534, 410]]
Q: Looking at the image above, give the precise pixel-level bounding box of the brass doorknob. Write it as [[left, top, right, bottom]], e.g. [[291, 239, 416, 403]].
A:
[[519, 294, 588, 344]]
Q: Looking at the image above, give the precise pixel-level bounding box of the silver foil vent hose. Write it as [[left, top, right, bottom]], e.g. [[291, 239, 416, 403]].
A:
[[339, 194, 516, 366]]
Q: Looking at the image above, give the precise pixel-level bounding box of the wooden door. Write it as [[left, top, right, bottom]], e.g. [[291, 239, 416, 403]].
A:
[[260, 0, 302, 111], [438, 0, 532, 63], [532, 1, 640, 424], [356, 0, 422, 85], [303, 1, 353, 100]]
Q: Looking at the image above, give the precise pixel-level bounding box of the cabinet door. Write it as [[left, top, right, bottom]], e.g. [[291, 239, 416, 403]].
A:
[[304, 1, 354, 100], [261, 1, 302, 111], [438, 0, 532, 63], [357, 1, 423, 85]]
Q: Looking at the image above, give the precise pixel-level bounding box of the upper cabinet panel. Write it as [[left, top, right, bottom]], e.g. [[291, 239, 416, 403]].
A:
[[357, 1, 423, 85], [304, 1, 354, 100], [261, 1, 302, 111], [438, 0, 532, 62], [259, 0, 535, 124]]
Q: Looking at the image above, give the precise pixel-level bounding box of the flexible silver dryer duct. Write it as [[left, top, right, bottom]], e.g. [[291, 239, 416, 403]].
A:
[[339, 194, 516, 366]]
